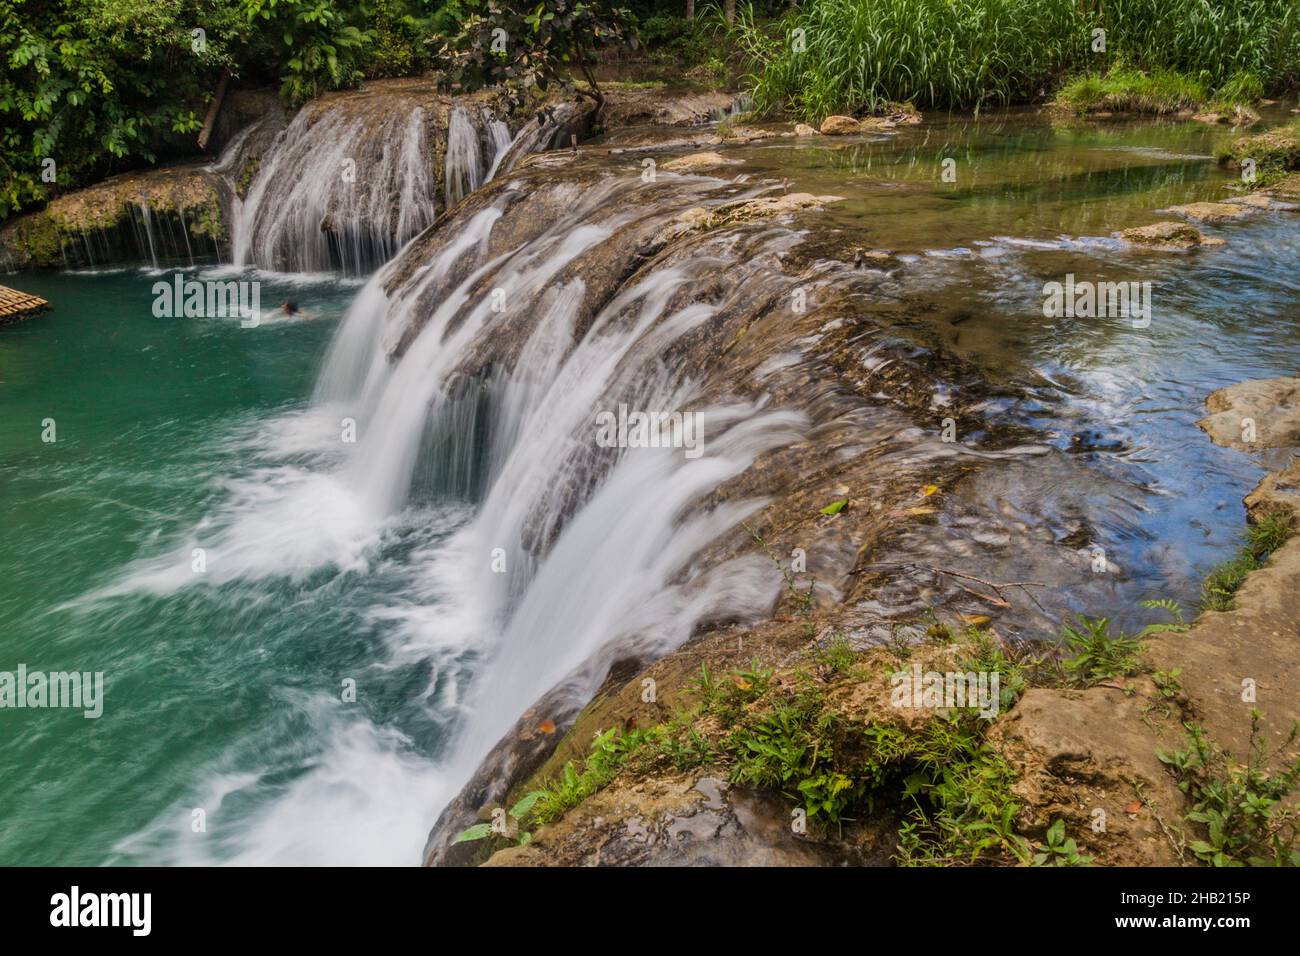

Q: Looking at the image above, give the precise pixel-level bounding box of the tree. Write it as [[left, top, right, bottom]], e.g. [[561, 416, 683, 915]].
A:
[[440, 1, 630, 118]]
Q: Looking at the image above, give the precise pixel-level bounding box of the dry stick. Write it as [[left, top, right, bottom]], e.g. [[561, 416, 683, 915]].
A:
[[852, 561, 1050, 613]]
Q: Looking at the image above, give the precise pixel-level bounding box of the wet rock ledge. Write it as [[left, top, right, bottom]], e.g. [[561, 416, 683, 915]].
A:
[[428, 378, 1300, 868]]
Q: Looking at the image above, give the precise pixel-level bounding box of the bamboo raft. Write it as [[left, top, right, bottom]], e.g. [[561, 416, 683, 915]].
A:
[[0, 284, 50, 326]]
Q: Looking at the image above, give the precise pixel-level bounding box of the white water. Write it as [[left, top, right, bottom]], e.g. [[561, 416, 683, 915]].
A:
[[100, 155, 808, 866], [224, 105, 440, 273]]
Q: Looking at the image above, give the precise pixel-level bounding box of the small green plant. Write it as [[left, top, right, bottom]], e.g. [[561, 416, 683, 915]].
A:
[[1200, 515, 1295, 611], [1138, 598, 1188, 634], [896, 714, 1030, 865], [1158, 715, 1300, 866], [452, 788, 548, 847], [743, 521, 816, 613], [811, 634, 858, 675], [1032, 819, 1094, 866], [1060, 615, 1143, 685]]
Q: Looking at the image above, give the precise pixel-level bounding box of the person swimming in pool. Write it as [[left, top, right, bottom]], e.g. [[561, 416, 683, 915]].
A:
[[279, 299, 313, 319]]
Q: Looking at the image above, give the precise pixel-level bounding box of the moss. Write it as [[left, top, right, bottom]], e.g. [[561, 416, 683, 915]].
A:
[[1219, 119, 1300, 182], [1051, 68, 1207, 115]]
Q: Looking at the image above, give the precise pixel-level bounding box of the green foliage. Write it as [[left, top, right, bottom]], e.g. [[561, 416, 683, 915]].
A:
[[1215, 70, 1266, 105], [1053, 66, 1207, 114], [727, 0, 1300, 121], [729, 0, 1090, 120], [438, 0, 631, 112], [0, 0, 246, 216], [1158, 716, 1300, 866], [810, 634, 858, 676], [1200, 514, 1295, 612], [0, 0, 445, 218], [529, 725, 656, 824], [1031, 819, 1093, 866], [1060, 614, 1143, 685], [894, 714, 1031, 865]]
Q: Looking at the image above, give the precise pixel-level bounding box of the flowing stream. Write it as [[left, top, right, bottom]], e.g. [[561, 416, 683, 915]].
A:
[[1, 107, 1297, 865]]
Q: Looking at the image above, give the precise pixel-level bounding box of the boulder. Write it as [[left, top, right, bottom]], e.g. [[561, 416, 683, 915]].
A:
[[1116, 221, 1225, 249], [1197, 377, 1300, 450], [819, 115, 863, 135]]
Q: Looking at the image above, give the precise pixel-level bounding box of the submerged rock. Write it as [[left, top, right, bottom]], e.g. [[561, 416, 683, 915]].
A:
[[1161, 201, 1251, 223], [1192, 105, 1260, 127], [661, 151, 744, 173], [793, 123, 819, 137]]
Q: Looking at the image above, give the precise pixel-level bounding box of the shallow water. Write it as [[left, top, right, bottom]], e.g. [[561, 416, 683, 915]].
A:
[[1, 110, 1296, 865]]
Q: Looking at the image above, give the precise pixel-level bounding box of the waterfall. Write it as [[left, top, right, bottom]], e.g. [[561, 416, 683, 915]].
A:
[[444, 106, 485, 209], [312, 168, 829, 817], [212, 93, 569, 273], [220, 98, 440, 274], [101, 113, 859, 865]]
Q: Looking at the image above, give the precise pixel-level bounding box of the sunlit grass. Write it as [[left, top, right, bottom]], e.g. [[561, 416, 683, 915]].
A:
[[729, 0, 1300, 121]]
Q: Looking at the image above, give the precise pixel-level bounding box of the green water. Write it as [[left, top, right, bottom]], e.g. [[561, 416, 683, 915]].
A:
[[0, 269, 464, 865]]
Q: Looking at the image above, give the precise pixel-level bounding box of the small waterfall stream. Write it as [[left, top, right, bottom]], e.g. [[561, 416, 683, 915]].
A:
[[214, 92, 541, 274]]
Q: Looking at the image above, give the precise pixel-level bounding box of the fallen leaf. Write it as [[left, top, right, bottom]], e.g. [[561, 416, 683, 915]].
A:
[[537, 720, 556, 734], [821, 499, 848, 516], [921, 484, 939, 497], [731, 676, 752, 690], [1125, 800, 1143, 814], [958, 614, 991, 626], [905, 506, 937, 516]]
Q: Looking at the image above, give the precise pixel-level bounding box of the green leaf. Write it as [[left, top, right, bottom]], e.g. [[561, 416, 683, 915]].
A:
[[452, 823, 494, 844], [509, 790, 547, 821], [820, 499, 847, 516], [1045, 819, 1066, 846]]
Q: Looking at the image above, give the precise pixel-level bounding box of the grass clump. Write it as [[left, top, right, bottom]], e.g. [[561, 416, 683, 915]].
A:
[[1200, 514, 1294, 612], [1159, 715, 1300, 866], [1052, 67, 1206, 114]]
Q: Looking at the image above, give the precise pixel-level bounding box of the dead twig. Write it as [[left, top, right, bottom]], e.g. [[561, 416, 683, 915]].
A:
[[852, 561, 1050, 613]]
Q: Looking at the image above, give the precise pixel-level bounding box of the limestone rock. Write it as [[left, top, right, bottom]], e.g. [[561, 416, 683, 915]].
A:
[[1162, 201, 1250, 223], [661, 151, 744, 173], [1116, 221, 1225, 249], [819, 115, 863, 135], [1197, 377, 1300, 450]]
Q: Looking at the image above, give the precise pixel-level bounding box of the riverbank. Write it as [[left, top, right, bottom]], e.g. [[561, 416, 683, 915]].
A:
[[430, 380, 1300, 866]]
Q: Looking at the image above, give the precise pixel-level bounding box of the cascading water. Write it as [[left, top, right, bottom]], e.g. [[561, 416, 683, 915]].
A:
[[95, 147, 851, 865], [223, 99, 439, 274], [214, 91, 563, 273]]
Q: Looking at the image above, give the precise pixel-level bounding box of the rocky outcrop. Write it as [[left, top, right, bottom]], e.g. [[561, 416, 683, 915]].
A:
[[598, 86, 736, 129], [819, 115, 862, 135], [0, 164, 225, 269], [1116, 221, 1225, 249], [661, 151, 744, 173], [1197, 377, 1300, 450], [1161, 201, 1251, 224]]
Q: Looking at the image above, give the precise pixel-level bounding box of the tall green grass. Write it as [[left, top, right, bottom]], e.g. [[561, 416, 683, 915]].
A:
[[1100, 0, 1300, 94], [732, 0, 1300, 121]]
